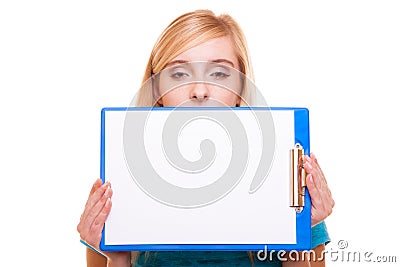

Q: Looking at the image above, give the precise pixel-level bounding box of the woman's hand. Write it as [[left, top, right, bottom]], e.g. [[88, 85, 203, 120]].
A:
[[78, 178, 112, 247], [303, 153, 335, 226], [77, 178, 130, 266]]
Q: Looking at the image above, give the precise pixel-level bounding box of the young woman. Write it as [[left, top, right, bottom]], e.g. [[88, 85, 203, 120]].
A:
[[77, 9, 334, 267]]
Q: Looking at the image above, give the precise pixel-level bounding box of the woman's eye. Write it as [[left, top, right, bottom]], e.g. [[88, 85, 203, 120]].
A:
[[210, 72, 230, 79], [170, 72, 189, 79]]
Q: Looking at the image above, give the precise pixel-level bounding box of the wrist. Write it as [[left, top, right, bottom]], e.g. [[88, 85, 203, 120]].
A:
[[107, 252, 130, 267]]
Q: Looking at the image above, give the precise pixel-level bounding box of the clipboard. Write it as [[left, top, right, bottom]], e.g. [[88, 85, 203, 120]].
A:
[[99, 107, 311, 252]]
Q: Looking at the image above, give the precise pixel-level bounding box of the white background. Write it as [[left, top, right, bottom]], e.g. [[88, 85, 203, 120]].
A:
[[0, 1, 399, 266]]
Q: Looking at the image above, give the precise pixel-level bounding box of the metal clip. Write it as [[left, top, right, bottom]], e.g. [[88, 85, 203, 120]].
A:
[[290, 143, 306, 213]]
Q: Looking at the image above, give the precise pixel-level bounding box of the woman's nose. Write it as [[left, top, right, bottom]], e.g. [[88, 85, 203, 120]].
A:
[[190, 82, 209, 101]]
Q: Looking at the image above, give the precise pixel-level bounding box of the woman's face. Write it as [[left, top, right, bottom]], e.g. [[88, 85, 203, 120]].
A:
[[157, 37, 242, 107]]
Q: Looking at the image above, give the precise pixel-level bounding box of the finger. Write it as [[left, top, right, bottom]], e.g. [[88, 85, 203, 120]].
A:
[[305, 156, 331, 197], [84, 185, 112, 226], [303, 160, 321, 189], [90, 178, 103, 196], [88, 197, 113, 247], [80, 179, 104, 222], [304, 155, 317, 175], [79, 186, 112, 243], [79, 185, 113, 239], [306, 154, 330, 202], [84, 181, 111, 216], [307, 171, 334, 225], [85, 179, 108, 209], [305, 154, 335, 222], [306, 154, 335, 223], [302, 155, 312, 172], [82, 179, 102, 214], [310, 154, 333, 202], [306, 174, 324, 224], [310, 153, 328, 185], [308, 161, 334, 205], [306, 173, 323, 203]]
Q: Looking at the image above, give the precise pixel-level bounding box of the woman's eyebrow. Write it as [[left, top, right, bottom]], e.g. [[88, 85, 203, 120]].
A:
[[211, 59, 234, 67], [165, 59, 235, 68], [165, 60, 188, 67]]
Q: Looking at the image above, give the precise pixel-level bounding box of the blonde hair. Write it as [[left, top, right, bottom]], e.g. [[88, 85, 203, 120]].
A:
[[134, 9, 255, 107]]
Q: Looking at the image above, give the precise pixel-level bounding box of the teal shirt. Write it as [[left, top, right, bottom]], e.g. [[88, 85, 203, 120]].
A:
[[133, 221, 330, 267]]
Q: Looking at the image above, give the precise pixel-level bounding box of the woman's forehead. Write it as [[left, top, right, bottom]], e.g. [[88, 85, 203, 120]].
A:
[[170, 37, 239, 69]]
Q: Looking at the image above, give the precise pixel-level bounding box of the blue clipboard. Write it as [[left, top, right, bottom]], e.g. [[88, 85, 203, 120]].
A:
[[99, 107, 311, 252]]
